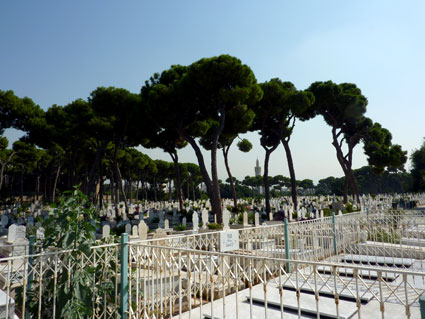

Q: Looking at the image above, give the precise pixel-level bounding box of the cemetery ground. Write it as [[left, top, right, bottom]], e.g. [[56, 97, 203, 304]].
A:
[[0, 193, 424, 318]]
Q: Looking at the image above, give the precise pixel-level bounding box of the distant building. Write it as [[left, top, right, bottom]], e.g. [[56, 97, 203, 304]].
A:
[[254, 158, 263, 194], [255, 158, 261, 177]]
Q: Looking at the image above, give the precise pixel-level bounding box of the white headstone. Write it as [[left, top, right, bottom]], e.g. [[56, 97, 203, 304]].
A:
[[1, 215, 8, 227], [158, 211, 165, 228], [102, 225, 110, 239], [132, 225, 138, 237], [164, 219, 169, 230], [223, 208, 230, 231], [152, 228, 167, 240], [182, 217, 187, 227], [7, 224, 17, 243], [201, 209, 208, 230], [36, 227, 45, 240], [138, 221, 148, 240], [243, 212, 249, 226], [125, 223, 131, 234], [254, 212, 260, 227], [192, 212, 199, 232]]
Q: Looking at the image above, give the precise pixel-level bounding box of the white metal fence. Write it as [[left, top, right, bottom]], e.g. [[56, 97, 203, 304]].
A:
[[128, 244, 425, 318], [0, 210, 425, 318]]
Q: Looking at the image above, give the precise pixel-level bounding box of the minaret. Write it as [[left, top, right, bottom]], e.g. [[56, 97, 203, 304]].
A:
[[255, 158, 261, 177], [254, 158, 263, 194]]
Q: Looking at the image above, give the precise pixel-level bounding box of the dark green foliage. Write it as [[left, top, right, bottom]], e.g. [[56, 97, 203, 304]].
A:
[[207, 223, 223, 230], [0, 90, 45, 135], [174, 224, 187, 231], [237, 139, 253, 152], [24, 188, 115, 319], [298, 179, 314, 189], [364, 122, 407, 174], [411, 139, 425, 191], [308, 81, 407, 201], [252, 78, 314, 212], [315, 166, 413, 195]]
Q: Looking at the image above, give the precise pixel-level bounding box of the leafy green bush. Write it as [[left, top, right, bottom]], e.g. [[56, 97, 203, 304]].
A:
[[207, 223, 223, 230], [112, 224, 126, 236], [323, 208, 331, 217], [24, 187, 113, 319], [174, 224, 187, 231]]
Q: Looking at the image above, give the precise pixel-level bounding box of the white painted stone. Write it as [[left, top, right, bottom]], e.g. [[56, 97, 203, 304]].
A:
[[7, 224, 18, 243], [192, 212, 199, 232], [138, 221, 148, 240], [201, 209, 208, 230], [36, 227, 45, 240], [132, 225, 138, 237], [1, 215, 8, 227], [223, 208, 230, 231], [102, 225, 110, 239], [243, 212, 249, 226], [220, 230, 239, 252], [125, 223, 131, 234]]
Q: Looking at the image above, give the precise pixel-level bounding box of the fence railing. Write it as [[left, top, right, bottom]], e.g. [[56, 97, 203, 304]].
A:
[[0, 210, 424, 318], [127, 243, 425, 319], [139, 210, 425, 266]]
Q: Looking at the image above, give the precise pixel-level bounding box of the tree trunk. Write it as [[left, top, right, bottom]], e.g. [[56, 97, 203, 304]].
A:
[[36, 175, 40, 201], [183, 135, 223, 222], [143, 181, 148, 201], [52, 165, 62, 203], [20, 165, 25, 203], [169, 151, 184, 211], [179, 107, 225, 224], [281, 138, 298, 211], [343, 178, 348, 204], [153, 175, 157, 202], [223, 144, 238, 210], [263, 145, 278, 215], [331, 127, 351, 204], [112, 145, 121, 219], [346, 144, 360, 203], [0, 164, 5, 192], [0, 152, 15, 191], [87, 142, 108, 200], [43, 177, 47, 202], [135, 179, 139, 202], [116, 163, 128, 213], [210, 140, 223, 224], [168, 180, 172, 201], [129, 174, 133, 205], [99, 176, 104, 209]]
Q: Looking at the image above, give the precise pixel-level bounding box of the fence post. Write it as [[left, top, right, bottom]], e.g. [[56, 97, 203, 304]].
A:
[[120, 233, 129, 319], [284, 218, 291, 272], [420, 294, 425, 319], [25, 235, 35, 319], [332, 212, 337, 255]]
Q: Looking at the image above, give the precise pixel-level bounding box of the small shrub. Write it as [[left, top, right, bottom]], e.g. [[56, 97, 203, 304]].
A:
[[207, 223, 223, 230], [174, 224, 187, 231], [323, 208, 331, 217]]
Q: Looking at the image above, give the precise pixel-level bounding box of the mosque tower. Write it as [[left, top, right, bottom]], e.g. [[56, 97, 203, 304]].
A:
[[254, 158, 263, 194], [254, 158, 261, 177]]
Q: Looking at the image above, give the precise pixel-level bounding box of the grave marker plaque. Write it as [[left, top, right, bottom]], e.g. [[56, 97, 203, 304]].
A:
[[220, 230, 239, 252]]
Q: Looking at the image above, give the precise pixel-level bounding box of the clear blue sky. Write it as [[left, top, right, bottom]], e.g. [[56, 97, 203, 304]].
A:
[[1, 1, 424, 183]]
